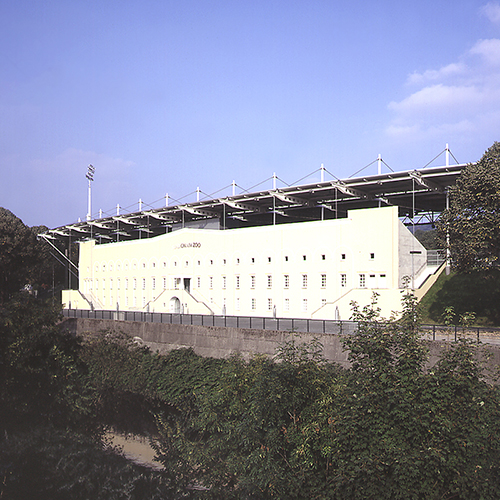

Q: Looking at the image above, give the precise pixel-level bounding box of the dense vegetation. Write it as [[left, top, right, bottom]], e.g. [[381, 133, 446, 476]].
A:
[[437, 142, 500, 272], [0, 207, 69, 302], [2, 290, 500, 499], [419, 268, 500, 325]]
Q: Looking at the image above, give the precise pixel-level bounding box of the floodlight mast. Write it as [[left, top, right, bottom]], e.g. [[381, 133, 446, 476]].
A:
[[86, 164, 95, 221]]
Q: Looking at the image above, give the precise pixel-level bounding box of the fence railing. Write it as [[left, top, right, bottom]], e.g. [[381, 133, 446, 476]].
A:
[[419, 324, 500, 344], [427, 249, 446, 267], [62, 309, 500, 343], [62, 308, 358, 335]]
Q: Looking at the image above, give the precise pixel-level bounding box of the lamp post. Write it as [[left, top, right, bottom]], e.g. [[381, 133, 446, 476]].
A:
[[86, 164, 95, 221]]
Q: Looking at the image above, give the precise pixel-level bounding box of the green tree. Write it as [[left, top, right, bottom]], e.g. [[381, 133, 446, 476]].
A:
[[311, 291, 500, 499], [437, 142, 500, 272], [153, 343, 340, 498], [0, 294, 96, 433], [414, 228, 438, 250], [0, 208, 65, 302]]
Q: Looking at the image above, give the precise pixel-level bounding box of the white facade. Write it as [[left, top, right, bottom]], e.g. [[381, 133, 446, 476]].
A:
[[63, 206, 428, 320]]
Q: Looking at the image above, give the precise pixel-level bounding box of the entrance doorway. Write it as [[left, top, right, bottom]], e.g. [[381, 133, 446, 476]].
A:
[[169, 297, 181, 313]]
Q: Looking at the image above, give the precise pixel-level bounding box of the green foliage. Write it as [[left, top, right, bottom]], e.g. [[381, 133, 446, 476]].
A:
[[443, 305, 456, 326], [4, 291, 500, 498], [459, 311, 476, 328], [153, 345, 341, 498], [426, 270, 500, 325], [0, 294, 96, 433], [80, 294, 500, 498], [437, 142, 500, 272], [318, 293, 500, 499], [0, 208, 65, 302], [414, 228, 438, 249]]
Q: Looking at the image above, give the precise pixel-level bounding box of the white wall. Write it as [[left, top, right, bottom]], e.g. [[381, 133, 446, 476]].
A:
[[63, 206, 428, 320]]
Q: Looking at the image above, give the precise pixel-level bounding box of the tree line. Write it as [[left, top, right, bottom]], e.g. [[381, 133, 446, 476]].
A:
[[2, 288, 500, 499]]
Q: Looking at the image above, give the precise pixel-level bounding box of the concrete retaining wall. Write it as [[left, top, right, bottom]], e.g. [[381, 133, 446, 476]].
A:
[[61, 318, 500, 377], [61, 317, 351, 366]]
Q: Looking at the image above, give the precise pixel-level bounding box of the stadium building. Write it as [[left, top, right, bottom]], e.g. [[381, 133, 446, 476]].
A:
[[45, 160, 464, 320]]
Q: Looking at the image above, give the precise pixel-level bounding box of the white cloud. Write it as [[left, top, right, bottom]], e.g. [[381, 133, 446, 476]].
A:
[[469, 38, 500, 65], [407, 63, 466, 86], [389, 84, 482, 116], [386, 22, 500, 152], [481, 2, 500, 24]]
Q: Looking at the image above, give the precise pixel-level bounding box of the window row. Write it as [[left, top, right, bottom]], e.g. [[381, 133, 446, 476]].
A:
[[92, 252, 378, 273], [87, 272, 387, 292], [94, 294, 334, 314]]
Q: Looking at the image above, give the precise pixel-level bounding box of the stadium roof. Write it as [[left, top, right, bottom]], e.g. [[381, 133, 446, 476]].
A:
[[44, 163, 466, 244]]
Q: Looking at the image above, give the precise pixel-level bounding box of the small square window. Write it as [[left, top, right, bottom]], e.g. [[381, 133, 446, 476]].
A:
[[303, 255, 307, 261], [210, 260, 213, 265], [223, 259, 227, 265], [251, 257, 255, 264], [370, 253, 375, 260], [236, 258, 240, 264], [359, 274, 366, 288], [322, 254, 326, 260], [285, 256, 289, 262], [268, 257, 271, 263], [341, 253, 346, 260]]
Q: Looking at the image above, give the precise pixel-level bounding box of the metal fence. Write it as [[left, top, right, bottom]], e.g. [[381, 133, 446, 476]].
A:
[[62, 308, 500, 343], [419, 324, 500, 344], [62, 308, 358, 335], [427, 249, 446, 267]]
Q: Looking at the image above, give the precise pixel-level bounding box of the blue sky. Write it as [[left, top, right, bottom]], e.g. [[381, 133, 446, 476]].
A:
[[2, 0, 500, 228]]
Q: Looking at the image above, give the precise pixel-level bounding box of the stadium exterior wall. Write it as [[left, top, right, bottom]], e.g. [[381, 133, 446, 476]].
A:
[[62, 206, 428, 320]]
